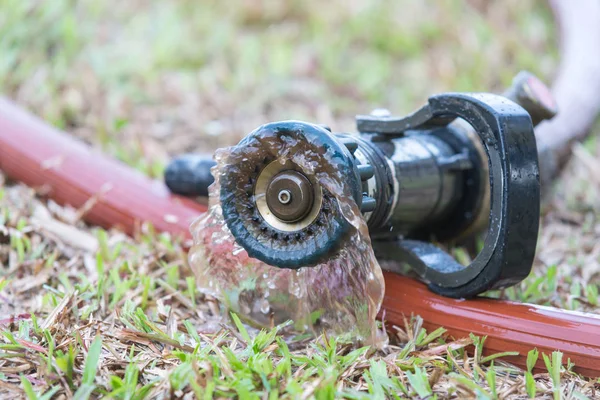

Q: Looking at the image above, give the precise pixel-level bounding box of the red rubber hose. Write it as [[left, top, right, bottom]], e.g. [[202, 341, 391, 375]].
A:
[[0, 98, 205, 238]]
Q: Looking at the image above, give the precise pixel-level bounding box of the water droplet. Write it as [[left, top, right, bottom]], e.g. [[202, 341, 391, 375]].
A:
[[260, 300, 270, 314]]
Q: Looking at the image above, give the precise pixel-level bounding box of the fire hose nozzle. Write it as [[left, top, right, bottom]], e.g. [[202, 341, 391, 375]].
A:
[[166, 74, 553, 298]]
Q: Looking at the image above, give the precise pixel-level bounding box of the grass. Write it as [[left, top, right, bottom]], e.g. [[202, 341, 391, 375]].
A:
[[1, 0, 599, 398]]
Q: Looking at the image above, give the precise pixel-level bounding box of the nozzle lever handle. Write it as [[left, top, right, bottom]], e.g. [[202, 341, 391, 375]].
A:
[[374, 93, 540, 298]]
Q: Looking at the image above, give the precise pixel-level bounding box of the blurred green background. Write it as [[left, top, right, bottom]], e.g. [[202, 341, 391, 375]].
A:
[[0, 0, 557, 177]]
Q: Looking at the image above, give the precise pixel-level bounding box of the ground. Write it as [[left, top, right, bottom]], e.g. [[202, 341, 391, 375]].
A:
[[1, 0, 599, 398]]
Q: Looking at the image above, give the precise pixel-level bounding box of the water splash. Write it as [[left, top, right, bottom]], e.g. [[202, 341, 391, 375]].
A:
[[188, 127, 387, 346]]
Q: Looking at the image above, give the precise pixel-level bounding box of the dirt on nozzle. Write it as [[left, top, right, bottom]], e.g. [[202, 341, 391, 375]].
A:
[[188, 129, 388, 347]]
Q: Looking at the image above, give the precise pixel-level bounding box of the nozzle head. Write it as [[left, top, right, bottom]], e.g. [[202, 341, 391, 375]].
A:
[[218, 121, 363, 268]]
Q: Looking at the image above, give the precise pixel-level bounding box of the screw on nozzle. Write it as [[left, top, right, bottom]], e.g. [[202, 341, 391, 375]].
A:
[[277, 189, 292, 205], [265, 170, 314, 223], [503, 71, 558, 126]]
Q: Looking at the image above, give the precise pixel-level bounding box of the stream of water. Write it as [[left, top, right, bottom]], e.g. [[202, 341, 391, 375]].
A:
[[188, 130, 387, 346]]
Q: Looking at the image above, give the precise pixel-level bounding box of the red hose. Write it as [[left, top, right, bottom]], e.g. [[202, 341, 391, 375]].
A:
[[383, 274, 600, 377], [2, 98, 600, 377], [0, 98, 205, 238]]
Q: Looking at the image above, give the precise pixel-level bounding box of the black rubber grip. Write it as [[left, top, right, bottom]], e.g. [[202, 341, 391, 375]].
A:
[[164, 154, 216, 197]]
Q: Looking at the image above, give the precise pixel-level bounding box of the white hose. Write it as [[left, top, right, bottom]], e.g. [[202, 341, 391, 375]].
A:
[[537, 0, 600, 179]]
